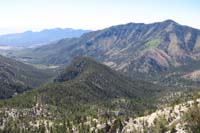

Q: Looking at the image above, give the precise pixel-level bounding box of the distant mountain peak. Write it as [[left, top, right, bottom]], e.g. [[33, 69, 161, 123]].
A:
[[23, 30, 33, 33], [0, 28, 91, 47], [161, 19, 178, 26], [163, 19, 176, 23]]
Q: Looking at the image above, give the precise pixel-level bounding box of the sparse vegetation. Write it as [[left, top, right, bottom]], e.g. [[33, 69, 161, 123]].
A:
[[183, 96, 200, 132], [146, 38, 160, 49]]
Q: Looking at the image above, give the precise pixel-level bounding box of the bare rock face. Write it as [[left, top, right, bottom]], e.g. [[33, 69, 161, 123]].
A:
[[127, 48, 172, 73], [183, 70, 200, 81], [122, 99, 200, 133]]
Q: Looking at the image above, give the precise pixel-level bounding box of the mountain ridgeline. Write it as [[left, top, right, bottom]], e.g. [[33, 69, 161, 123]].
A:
[[0, 28, 90, 47], [10, 20, 200, 86]]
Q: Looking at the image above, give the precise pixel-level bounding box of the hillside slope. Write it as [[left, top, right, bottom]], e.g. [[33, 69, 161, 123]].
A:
[[0, 55, 54, 98], [0, 57, 162, 114], [0, 57, 197, 132], [49, 57, 161, 104]]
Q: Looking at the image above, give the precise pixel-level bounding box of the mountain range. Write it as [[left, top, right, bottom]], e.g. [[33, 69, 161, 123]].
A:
[[0, 28, 90, 47], [9, 20, 200, 86], [1, 20, 200, 132]]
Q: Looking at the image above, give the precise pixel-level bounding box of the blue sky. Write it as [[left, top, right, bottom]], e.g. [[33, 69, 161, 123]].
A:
[[0, 0, 199, 34]]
